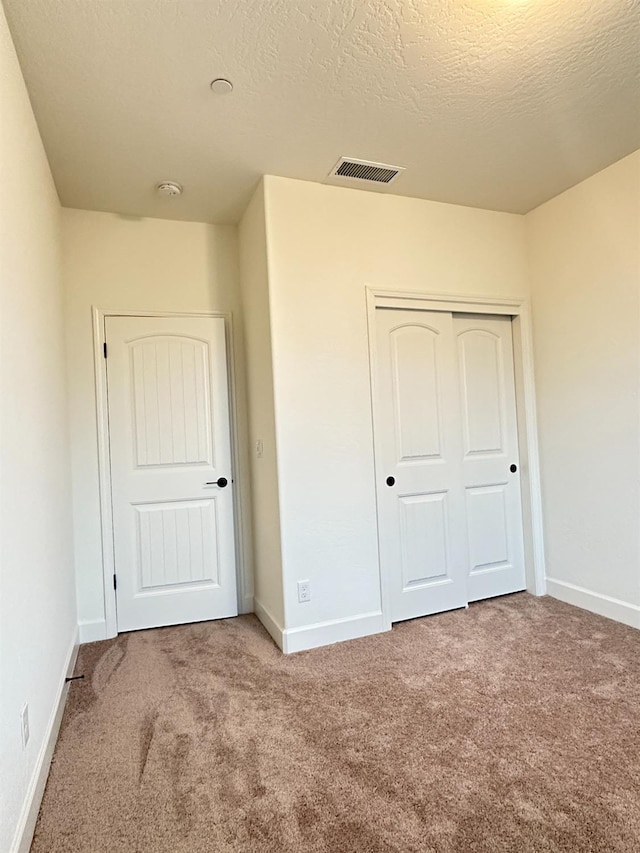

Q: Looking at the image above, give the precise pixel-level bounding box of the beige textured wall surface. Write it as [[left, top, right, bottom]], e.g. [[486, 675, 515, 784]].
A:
[[238, 182, 285, 630], [61, 208, 253, 636], [0, 5, 76, 849], [527, 151, 640, 616], [262, 176, 530, 632]]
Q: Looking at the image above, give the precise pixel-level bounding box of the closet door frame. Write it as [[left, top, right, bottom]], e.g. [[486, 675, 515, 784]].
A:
[[366, 288, 546, 631]]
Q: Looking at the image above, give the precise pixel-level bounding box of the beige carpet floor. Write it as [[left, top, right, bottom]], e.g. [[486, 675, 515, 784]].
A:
[[32, 594, 640, 852]]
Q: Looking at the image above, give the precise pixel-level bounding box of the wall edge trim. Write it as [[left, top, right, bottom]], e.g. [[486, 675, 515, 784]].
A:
[[78, 619, 108, 644], [283, 610, 388, 654], [254, 598, 285, 650], [546, 577, 640, 630], [11, 627, 79, 853]]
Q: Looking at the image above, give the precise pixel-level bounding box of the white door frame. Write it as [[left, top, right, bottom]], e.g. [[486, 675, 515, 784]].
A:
[[92, 307, 250, 639], [366, 287, 546, 629]]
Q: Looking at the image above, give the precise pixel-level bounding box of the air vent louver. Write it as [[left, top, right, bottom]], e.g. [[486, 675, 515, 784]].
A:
[[328, 157, 405, 187]]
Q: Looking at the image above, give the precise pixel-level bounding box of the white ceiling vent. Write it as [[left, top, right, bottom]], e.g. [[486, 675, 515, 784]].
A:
[[327, 157, 405, 188]]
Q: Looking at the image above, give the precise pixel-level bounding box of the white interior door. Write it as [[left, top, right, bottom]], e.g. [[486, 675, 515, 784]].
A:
[[106, 315, 238, 632], [454, 313, 526, 601], [374, 307, 527, 624], [375, 308, 468, 622]]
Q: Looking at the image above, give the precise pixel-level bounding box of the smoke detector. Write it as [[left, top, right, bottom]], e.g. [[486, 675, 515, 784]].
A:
[[210, 78, 233, 94], [326, 157, 405, 188], [156, 181, 183, 198]]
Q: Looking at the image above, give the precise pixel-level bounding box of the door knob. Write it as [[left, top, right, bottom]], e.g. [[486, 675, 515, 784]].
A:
[[386, 476, 395, 487], [510, 464, 517, 474], [205, 477, 228, 488]]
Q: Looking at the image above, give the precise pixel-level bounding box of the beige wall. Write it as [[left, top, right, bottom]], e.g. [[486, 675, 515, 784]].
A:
[[527, 151, 640, 625], [61, 155, 640, 655], [61, 209, 253, 638], [262, 176, 530, 638], [0, 6, 76, 850], [238, 182, 285, 632]]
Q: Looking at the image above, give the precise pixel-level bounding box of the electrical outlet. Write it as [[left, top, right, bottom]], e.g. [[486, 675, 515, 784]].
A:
[[20, 703, 29, 749], [255, 439, 263, 458], [297, 580, 311, 603]]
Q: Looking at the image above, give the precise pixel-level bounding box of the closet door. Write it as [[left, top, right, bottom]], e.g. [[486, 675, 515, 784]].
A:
[[454, 314, 526, 601], [375, 308, 468, 622]]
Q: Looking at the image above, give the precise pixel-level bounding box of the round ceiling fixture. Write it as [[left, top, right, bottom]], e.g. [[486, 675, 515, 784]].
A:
[[210, 78, 233, 94], [156, 181, 183, 197]]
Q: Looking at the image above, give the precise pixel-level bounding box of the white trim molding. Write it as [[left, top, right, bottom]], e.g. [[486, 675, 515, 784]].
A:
[[254, 599, 285, 650], [365, 286, 547, 630], [78, 619, 108, 644], [283, 611, 388, 654], [254, 602, 388, 654], [11, 629, 79, 853], [91, 307, 251, 640], [546, 578, 640, 630]]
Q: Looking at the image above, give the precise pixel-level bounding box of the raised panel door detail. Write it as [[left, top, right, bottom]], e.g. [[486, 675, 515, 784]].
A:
[[466, 485, 509, 574], [108, 315, 238, 633], [130, 336, 213, 467], [376, 308, 468, 622], [458, 330, 505, 456], [134, 499, 219, 591], [390, 325, 442, 462], [399, 492, 450, 589]]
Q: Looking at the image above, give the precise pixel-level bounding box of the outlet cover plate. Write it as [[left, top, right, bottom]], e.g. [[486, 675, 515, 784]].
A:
[[297, 580, 311, 603]]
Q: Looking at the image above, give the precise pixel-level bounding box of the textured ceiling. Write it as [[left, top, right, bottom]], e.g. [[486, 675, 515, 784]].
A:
[[3, 0, 640, 222]]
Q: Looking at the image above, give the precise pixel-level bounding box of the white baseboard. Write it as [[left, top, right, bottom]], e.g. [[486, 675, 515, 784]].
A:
[[11, 628, 79, 853], [78, 619, 108, 644], [253, 599, 285, 651], [283, 610, 388, 654], [546, 578, 640, 630]]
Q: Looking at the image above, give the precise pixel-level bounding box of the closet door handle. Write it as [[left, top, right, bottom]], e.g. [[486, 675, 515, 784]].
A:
[[509, 464, 517, 474], [386, 476, 395, 487]]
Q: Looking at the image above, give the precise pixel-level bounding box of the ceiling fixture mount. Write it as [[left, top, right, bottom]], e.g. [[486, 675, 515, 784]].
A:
[[210, 78, 233, 94], [156, 181, 183, 198], [327, 157, 405, 187]]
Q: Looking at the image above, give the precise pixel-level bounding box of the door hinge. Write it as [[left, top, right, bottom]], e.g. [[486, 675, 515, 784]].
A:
[[113, 574, 117, 591], [103, 342, 108, 359]]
